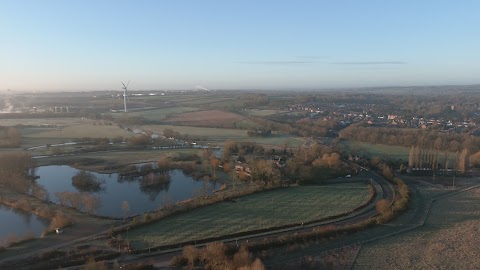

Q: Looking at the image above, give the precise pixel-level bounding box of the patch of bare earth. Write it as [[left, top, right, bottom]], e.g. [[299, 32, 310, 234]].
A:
[[164, 110, 245, 127]]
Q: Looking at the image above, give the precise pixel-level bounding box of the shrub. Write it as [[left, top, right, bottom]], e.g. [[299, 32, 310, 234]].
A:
[[81, 257, 108, 270], [47, 211, 72, 232], [182, 245, 200, 267], [13, 198, 33, 212], [375, 199, 391, 215], [233, 245, 253, 268], [143, 213, 152, 223], [170, 255, 188, 267], [35, 205, 54, 218]]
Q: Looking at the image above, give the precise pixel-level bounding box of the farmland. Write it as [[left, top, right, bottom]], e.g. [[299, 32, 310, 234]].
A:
[[174, 97, 234, 106], [145, 124, 305, 146], [33, 148, 200, 168], [262, 176, 479, 269], [339, 140, 411, 160], [0, 111, 306, 150], [110, 106, 200, 122], [339, 140, 462, 165], [128, 183, 371, 248], [23, 122, 130, 140], [246, 109, 289, 117], [163, 109, 258, 129], [0, 118, 131, 149], [353, 187, 480, 269]]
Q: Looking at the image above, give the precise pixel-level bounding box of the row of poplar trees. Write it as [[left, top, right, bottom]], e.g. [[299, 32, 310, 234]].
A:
[[407, 145, 469, 175]]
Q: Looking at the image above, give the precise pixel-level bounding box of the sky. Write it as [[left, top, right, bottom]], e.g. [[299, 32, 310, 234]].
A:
[[1, 0, 480, 91]]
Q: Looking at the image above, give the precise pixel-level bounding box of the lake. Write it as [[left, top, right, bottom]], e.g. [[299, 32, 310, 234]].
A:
[[0, 204, 49, 246], [35, 165, 220, 218]]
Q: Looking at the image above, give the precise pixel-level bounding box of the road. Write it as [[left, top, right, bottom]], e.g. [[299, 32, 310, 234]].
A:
[[93, 171, 396, 269], [0, 171, 395, 270]]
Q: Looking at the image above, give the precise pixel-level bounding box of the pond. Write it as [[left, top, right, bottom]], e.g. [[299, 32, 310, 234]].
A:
[[0, 204, 49, 246], [35, 165, 220, 218]]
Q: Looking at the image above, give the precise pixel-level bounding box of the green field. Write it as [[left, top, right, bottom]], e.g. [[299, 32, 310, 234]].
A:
[[246, 109, 289, 117], [34, 148, 201, 167], [111, 107, 200, 122], [5, 116, 304, 149], [145, 124, 305, 147], [340, 140, 411, 160], [129, 183, 370, 248], [340, 140, 459, 164], [7, 118, 131, 148], [175, 97, 234, 106]]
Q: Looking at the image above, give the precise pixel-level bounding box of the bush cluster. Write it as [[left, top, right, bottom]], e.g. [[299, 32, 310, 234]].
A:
[[171, 243, 266, 270]]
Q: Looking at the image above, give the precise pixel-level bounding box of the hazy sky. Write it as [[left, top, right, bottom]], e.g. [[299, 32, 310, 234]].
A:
[[1, 0, 479, 91]]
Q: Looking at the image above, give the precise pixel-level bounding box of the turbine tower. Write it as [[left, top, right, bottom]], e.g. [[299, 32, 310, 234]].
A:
[[121, 81, 129, 112]]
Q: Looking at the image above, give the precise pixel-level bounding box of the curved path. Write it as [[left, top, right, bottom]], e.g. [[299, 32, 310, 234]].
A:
[[96, 171, 395, 269], [0, 171, 394, 269]]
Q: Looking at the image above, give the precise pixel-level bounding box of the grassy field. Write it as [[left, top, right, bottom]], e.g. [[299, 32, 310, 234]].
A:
[[339, 140, 411, 160], [110, 106, 200, 122], [353, 187, 480, 269], [132, 95, 233, 107], [129, 183, 370, 248], [144, 124, 305, 147], [174, 97, 234, 106], [4, 118, 131, 148], [1, 118, 96, 127], [3, 115, 303, 150], [34, 148, 201, 167], [164, 110, 243, 124], [23, 123, 131, 140], [340, 140, 460, 165], [163, 110, 260, 129], [246, 109, 289, 117]]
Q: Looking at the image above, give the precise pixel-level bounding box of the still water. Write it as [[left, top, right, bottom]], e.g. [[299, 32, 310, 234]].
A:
[[0, 205, 49, 246], [35, 165, 219, 218]]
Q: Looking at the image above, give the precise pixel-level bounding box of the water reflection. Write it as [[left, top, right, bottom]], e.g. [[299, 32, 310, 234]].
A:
[[35, 165, 220, 217], [0, 204, 48, 245], [139, 172, 171, 201], [71, 170, 106, 193]]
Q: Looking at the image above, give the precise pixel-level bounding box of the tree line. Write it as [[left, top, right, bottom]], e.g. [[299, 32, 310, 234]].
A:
[[407, 145, 469, 175], [0, 152, 36, 193], [340, 123, 480, 153]]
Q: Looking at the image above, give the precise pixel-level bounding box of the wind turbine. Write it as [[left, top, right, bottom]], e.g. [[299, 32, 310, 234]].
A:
[[121, 81, 129, 112]]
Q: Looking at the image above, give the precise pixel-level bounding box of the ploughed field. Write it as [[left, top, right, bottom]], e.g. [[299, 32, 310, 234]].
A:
[[129, 183, 371, 248]]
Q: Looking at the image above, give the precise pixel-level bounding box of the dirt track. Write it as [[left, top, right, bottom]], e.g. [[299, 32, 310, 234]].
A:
[[268, 176, 480, 270]]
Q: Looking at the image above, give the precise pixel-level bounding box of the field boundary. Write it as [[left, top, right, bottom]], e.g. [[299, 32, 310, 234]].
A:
[[349, 183, 480, 269], [130, 182, 376, 254]]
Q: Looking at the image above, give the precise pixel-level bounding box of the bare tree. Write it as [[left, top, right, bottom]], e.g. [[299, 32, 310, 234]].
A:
[[408, 145, 415, 168], [458, 148, 469, 175], [83, 194, 102, 214]]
